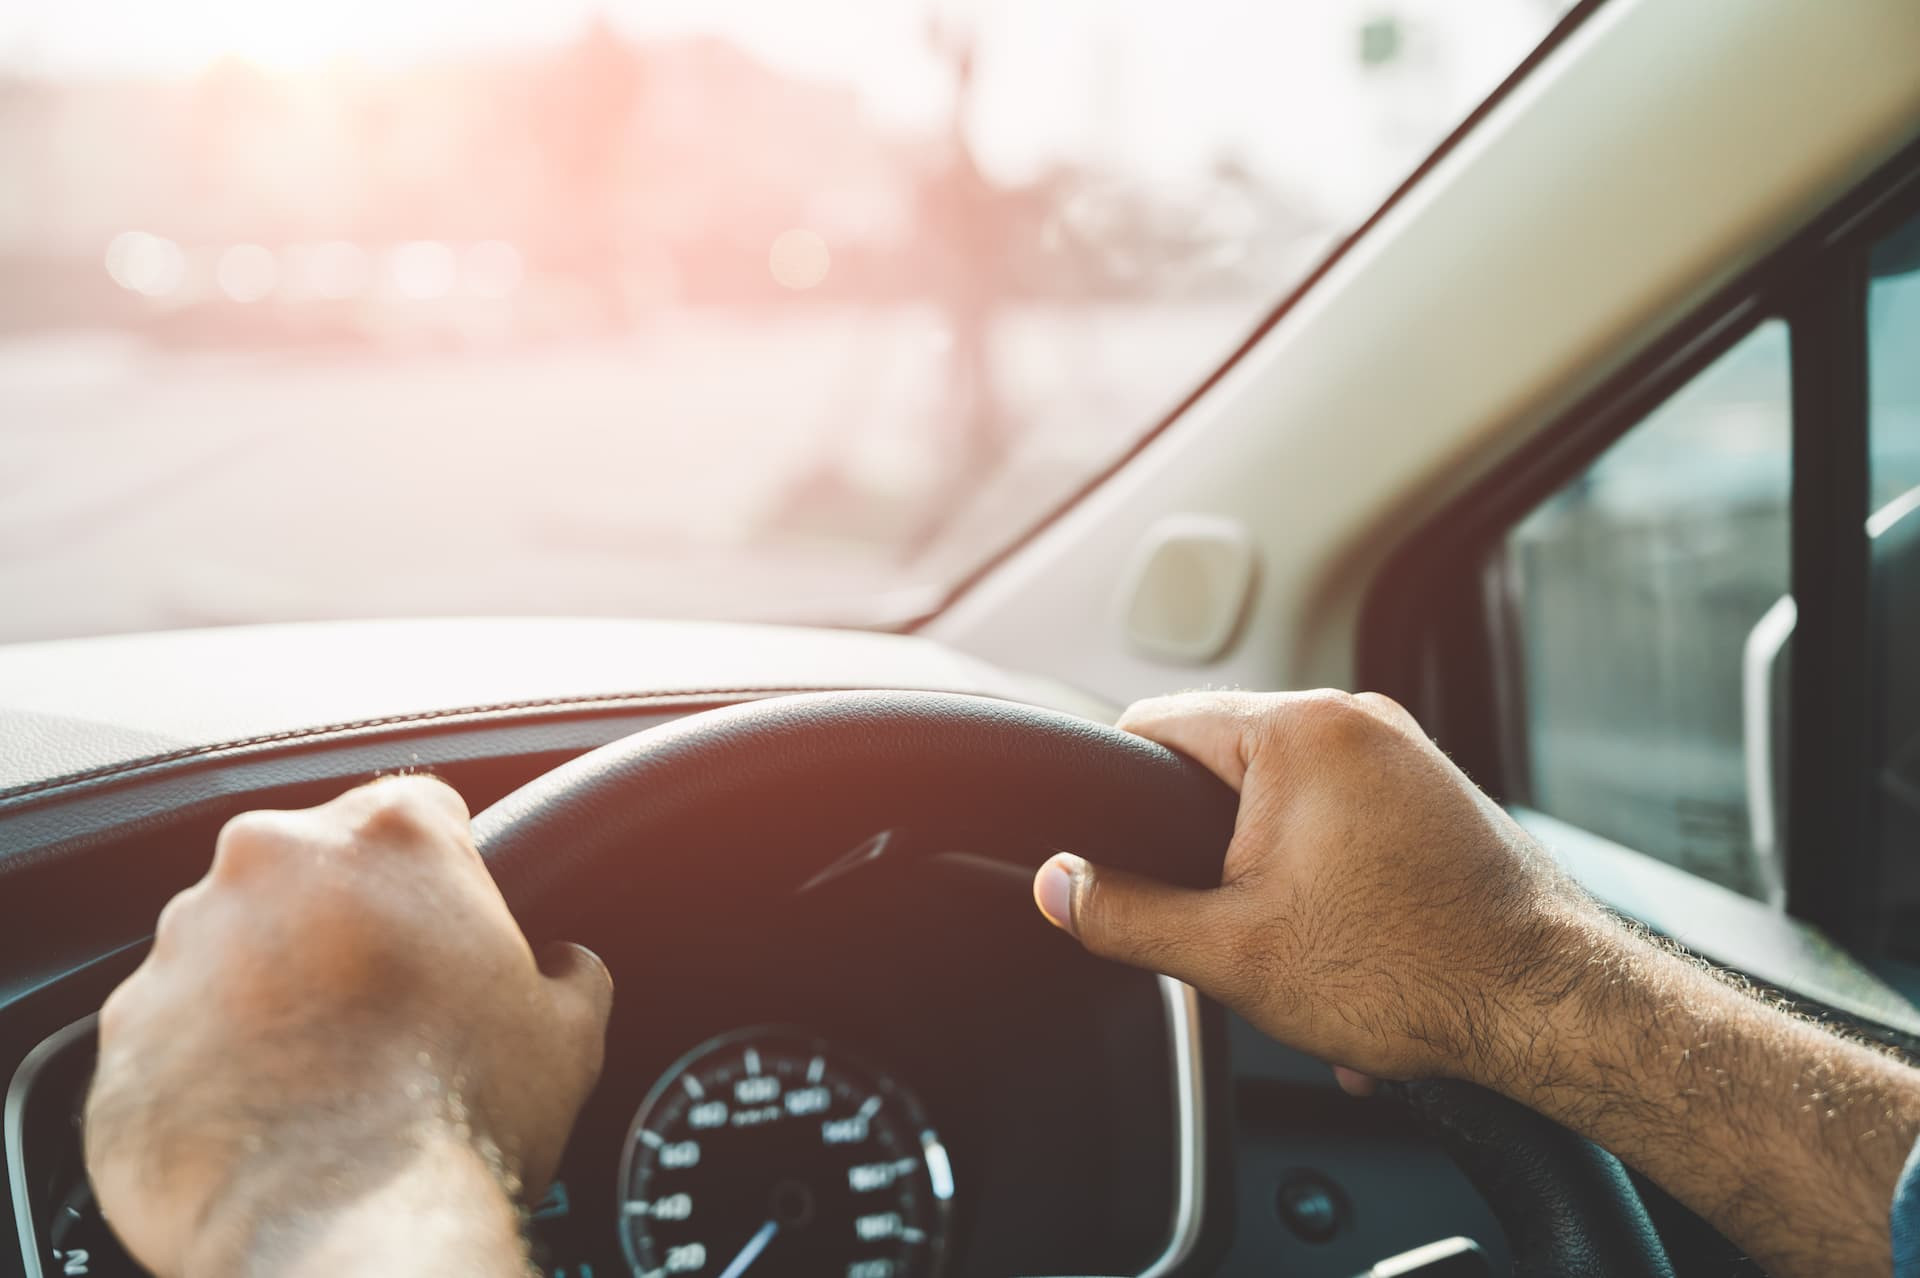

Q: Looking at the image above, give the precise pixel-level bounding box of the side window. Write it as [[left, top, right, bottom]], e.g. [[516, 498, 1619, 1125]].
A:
[[1494, 321, 1793, 901], [1869, 208, 1920, 930], [1373, 167, 1920, 949]]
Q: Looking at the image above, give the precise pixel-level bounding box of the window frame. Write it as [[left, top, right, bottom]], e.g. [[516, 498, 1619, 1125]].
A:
[[1358, 133, 1920, 948]]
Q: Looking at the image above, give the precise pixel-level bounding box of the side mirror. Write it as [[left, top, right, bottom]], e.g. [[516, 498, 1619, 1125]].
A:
[[1742, 484, 1920, 911], [1740, 594, 1793, 909], [1870, 488, 1920, 831]]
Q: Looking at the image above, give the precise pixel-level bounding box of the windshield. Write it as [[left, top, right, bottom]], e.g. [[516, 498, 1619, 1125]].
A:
[[1, 1, 1572, 643]]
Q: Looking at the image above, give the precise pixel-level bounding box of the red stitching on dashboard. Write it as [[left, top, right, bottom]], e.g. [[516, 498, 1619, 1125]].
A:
[[0, 686, 856, 804]]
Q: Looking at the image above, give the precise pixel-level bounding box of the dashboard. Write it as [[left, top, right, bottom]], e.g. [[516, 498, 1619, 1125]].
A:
[[8, 854, 1192, 1278], [0, 618, 1673, 1278]]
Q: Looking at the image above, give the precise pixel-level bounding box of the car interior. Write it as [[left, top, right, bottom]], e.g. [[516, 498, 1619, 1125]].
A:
[[3, 1, 1920, 1276]]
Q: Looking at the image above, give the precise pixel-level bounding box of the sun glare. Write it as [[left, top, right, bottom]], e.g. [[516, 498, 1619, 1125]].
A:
[[0, 0, 1576, 643], [31, 0, 501, 74]]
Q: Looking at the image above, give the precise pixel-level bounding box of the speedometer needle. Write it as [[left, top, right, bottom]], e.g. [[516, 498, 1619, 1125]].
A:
[[715, 1219, 779, 1278]]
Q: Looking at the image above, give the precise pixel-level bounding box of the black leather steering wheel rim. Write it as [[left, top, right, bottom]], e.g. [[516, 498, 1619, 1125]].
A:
[[469, 688, 1672, 1278], [472, 687, 1240, 913], [1389, 1079, 1674, 1278]]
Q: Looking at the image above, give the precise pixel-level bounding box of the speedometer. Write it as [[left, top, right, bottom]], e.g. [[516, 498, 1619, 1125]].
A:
[[617, 1027, 952, 1278]]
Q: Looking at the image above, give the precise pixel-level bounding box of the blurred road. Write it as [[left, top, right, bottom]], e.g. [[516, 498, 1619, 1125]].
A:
[[0, 301, 1250, 643]]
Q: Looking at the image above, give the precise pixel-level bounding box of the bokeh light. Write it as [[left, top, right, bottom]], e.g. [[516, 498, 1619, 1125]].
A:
[[768, 229, 831, 291], [389, 241, 458, 301], [463, 241, 524, 300], [104, 231, 187, 298], [215, 243, 278, 303], [301, 241, 371, 301]]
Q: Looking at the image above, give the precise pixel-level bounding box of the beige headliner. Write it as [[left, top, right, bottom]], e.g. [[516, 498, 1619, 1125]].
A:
[[932, 0, 1920, 705]]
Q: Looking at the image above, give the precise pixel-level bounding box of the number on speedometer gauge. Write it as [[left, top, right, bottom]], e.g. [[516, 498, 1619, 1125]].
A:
[[617, 1027, 952, 1278]]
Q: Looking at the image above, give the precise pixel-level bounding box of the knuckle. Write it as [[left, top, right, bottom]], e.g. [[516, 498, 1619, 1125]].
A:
[[356, 797, 429, 846], [1353, 690, 1421, 734], [212, 810, 296, 877], [1281, 689, 1377, 752], [352, 776, 465, 846], [403, 773, 470, 820], [1351, 690, 1401, 715], [97, 975, 139, 1040], [151, 882, 205, 950]]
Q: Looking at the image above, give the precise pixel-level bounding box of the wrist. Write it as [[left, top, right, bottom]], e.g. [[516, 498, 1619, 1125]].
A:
[[1455, 899, 1633, 1098], [1475, 905, 1696, 1113], [180, 1119, 525, 1278]]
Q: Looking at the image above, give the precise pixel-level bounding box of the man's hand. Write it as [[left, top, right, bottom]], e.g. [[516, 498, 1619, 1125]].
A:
[[1034, 689, 1920, 1278], [1033, 689, 1589, 1092], [85, 776, 613, 1278]]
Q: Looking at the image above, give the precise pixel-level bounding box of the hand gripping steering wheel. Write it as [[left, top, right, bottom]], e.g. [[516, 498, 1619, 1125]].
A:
[[470, 690, 1674, 1278]]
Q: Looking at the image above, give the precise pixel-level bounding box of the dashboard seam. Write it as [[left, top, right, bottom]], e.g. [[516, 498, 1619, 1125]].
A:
[[0, 685, 1002, 809]]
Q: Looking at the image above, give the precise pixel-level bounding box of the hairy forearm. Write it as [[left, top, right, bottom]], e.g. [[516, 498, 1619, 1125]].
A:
[[1491, 912, 1920, 1277], [183, 1128, 529, 1278]]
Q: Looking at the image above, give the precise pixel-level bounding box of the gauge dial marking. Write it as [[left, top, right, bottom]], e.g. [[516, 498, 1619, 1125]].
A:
[[617, 1027, 949, 1278]]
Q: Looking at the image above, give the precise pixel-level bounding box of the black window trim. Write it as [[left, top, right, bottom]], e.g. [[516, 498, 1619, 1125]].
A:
[[1784, 258, 1872, 941], [1359, 131, 1920, 947]]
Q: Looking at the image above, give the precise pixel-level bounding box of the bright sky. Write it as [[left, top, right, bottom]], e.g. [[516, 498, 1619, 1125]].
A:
[[0, 0, 1562, 210]]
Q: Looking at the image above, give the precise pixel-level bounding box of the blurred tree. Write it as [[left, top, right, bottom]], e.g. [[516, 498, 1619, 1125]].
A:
[[535, 16, 644, 329], [1359, 14, 1405, 68], [917, 13, 1009, 491]]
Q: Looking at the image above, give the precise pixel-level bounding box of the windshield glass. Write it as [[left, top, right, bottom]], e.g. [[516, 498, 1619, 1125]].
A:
[[1, 1, 1572, 642]]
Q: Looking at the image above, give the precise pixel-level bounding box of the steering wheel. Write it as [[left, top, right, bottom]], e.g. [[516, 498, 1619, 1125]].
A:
[[470, 689, 1674, 1278]]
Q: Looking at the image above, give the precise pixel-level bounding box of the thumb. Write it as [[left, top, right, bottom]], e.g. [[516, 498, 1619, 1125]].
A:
[[1033, 853, 1235, 990], [537, 940, 616, 1048]]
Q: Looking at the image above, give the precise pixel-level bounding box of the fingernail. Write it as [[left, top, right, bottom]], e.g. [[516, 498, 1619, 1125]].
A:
[[540, 940, 612, 990], [1332, 1067, 1378, 1097], [1034, 855, 1078, 934]]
